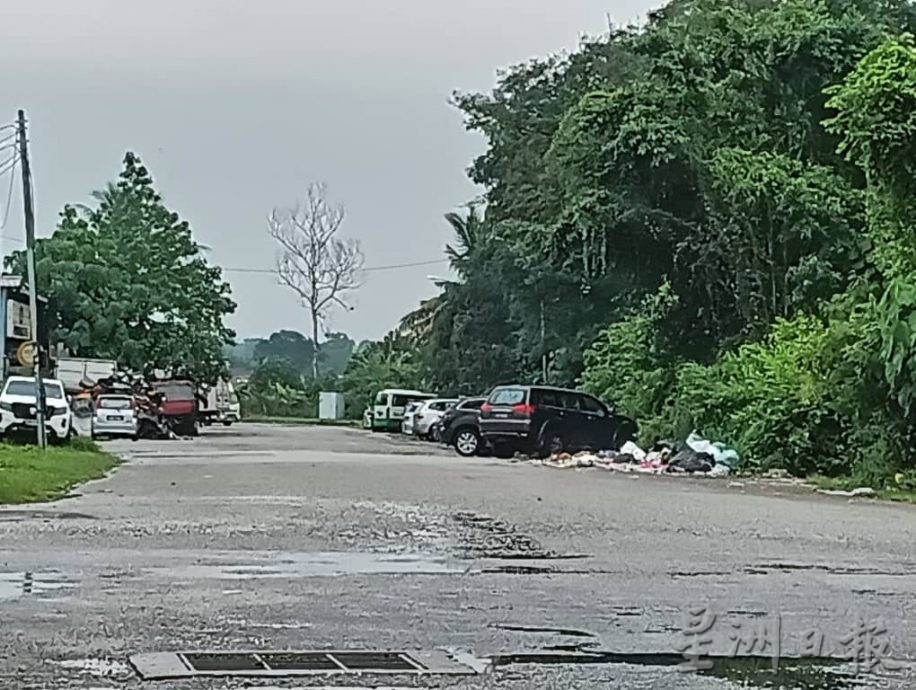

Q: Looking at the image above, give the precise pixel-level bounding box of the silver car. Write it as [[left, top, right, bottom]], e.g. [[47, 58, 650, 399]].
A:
[[92, 395, 137, 439]]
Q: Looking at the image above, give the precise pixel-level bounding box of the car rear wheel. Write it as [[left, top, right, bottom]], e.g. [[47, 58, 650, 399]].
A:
[[453, 427, 480, 457], [540, 429, 565, 458]]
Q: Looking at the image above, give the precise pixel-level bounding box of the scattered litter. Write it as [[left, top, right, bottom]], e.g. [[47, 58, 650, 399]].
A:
[[667, 448, 715, 474], [619, 441, 646, 462], [817, 487, 876, 498]]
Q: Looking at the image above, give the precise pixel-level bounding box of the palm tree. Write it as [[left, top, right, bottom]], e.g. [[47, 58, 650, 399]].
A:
[[444, 204, 483, 278]]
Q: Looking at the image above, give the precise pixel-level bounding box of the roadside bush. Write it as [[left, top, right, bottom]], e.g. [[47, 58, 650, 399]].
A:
[[653, 315, 848, 476], [580, 283, 677, 423]]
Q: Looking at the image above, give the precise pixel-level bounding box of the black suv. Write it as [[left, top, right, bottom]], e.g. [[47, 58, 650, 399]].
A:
[[479, 385, 636, 457], [438, 397, 487, 457]]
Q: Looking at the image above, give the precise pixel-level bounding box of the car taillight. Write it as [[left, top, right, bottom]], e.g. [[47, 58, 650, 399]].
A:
[[512, 403, 536, 416], [480, 402, 492, 414]]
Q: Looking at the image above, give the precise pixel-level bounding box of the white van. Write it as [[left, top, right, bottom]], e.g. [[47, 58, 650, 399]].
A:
[[371, 389, 434, 432]]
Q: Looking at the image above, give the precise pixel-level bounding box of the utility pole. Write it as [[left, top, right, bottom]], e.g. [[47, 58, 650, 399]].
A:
[[17, 110, 47, 449]]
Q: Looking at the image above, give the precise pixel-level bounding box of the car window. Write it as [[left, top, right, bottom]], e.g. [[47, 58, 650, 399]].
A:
[[375, 392, 388, 405], [561, 392, 585, 411], [3, 381, 64, 399], [580, 395, 606, 416], [459, 399, 484, 410], [392, 395, 412, 407], [489, 388, 526, 406], [534, 389, 562, 407], [99, 397, 133, 410]]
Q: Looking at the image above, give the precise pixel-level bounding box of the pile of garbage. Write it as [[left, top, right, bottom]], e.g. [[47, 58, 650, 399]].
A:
[[69, 371, 180, 440], [536, 432, 740, 478]]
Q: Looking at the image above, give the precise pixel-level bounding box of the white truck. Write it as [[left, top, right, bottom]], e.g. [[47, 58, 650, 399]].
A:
[[55, 357, 118, 391], [199, 379, 241, 426]]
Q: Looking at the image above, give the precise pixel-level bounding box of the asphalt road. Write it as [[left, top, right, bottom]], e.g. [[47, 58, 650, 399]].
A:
[[1, 423, 914, 689]]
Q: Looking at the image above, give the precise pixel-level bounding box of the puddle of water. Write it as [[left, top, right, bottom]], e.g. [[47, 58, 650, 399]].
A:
[[0, 571, 76, 602], [147, 552, 463, 580], [50, 658, 131, 678], [491, 652, 863, 689]]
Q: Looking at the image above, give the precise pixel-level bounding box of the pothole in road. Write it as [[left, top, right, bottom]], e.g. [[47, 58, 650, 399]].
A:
[[490, 623, 596, 638], [453, 512, 590, 561]]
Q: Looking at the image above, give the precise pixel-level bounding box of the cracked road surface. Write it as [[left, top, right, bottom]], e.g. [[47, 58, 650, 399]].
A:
[[1, 423, 914, 689]]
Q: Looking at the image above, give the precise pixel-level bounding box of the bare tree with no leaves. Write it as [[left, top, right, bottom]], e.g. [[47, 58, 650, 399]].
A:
[[268, 183, 364, 379]]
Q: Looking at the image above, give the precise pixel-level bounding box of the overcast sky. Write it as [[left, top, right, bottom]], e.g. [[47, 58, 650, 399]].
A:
[[0, 0, 660, 342]]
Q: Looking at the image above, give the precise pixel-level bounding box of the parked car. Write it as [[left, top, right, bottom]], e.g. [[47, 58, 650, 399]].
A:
[[92, 394, 137, 439], [479, 385, 636, 458], [0, 376, 72, 441], [151, 379, 198, 436], [372, 389, 435, 432], [412, 398, 458, 440], [439, 397, 487, 457], [400, 401, 423, 435]]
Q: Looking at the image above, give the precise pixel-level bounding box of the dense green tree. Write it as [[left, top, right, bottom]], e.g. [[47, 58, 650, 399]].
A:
[[254, 330, 315, 374], [403, 0, 916, 484], [12, 153, 235, 383], [318, 332, 356, 376]]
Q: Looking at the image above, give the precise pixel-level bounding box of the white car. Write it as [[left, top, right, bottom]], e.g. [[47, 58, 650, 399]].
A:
[[0, 376, 72, 440], [412, 399, 459, 440], [92, 394, 138, 439], [400, 402, 423, 435]]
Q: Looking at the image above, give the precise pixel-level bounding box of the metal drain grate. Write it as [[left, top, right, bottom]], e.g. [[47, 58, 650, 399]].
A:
[[130, 649, 483, 680]]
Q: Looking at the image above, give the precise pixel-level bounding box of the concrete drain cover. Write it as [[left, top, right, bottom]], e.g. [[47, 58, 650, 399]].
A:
[[130, 650, 484, 679]]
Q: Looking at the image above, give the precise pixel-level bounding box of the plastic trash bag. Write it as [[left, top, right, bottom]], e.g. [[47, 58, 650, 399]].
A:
[[686, 431, 740, 469], [620, 441, 647, 462]]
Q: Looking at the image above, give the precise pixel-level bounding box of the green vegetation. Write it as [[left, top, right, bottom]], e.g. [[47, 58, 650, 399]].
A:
[[8, 153, 236, 383], [232, 331, 357, 419], [0, 442, 119, 504], [362, 0, 916, 488]]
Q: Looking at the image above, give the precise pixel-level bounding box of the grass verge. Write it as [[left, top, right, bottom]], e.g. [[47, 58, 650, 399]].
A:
[[0, 440, 119, 505], [242, 416, 362, 428]]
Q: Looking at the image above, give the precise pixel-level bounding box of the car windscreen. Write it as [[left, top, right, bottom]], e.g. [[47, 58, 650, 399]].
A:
[[153, 382, 194, 400], [99, 397, 132, 410], [488, 388, 527, 406], [393, 394, 430, 407], [3, 381, 64, 399]]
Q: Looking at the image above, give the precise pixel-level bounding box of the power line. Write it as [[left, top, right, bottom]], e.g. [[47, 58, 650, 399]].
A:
[[0, 154, 17, 230], [0, 152, 19, 177], [221, 258, 449, 275]]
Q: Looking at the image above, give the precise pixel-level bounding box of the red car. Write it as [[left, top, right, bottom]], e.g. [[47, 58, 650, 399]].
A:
[[151, 380, 198, 436]]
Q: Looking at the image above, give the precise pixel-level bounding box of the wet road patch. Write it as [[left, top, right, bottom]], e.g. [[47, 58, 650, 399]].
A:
[[491, 651, 867, 688], [0, 571, 76, 602]]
